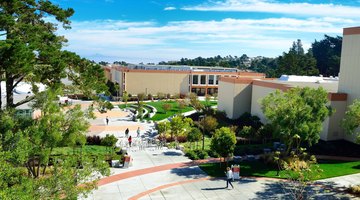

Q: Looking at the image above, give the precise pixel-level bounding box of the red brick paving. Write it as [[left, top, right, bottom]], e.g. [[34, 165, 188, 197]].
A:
[[95, 157, 290, 200], [97, 158, 220, 186]]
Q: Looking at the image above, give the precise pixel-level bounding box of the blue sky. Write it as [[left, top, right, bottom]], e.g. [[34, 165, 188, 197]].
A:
[[54, 0, 360, 64]]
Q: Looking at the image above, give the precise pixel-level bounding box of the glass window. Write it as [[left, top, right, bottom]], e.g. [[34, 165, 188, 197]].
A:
[[192, 75, 199, 84], [200, 75, 206, 85], [208, 75, 214, 85], [216, 75, 221, 85]]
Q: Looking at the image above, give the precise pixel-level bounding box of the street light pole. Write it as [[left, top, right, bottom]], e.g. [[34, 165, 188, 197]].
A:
[[199, 115, 205, 150]]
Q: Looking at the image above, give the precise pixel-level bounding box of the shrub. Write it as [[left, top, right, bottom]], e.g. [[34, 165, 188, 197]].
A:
[[101, 134, 118, 148], [157, 92, 165, 100], [180, 93, 187, 99], [176, 135, 188, 143], [259, 152, 278, 166], [185, 150, 199, 160], [86, 135, 102, 145], [147, 93, 153, 100], [348, 185, 360, 196], [168, 141, 177, 149], [195, 150, 208, 159], [185, 150, 208, 160], [207, 149, 219, 158], [137, 93, 146, 101]]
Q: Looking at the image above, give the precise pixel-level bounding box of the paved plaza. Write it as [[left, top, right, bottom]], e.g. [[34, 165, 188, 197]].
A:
[[82, 102, 360, 200]]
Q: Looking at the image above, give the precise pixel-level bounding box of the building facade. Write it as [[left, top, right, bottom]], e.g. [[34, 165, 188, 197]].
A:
[[218, 26, 360, 143], [105, 65, 265, 96]]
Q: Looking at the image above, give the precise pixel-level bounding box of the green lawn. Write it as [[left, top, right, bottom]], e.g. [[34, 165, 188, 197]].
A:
[[200, 160, 360, 180], [146, 101, 194, 121], [53, 145, 114, 156], [117, 100, 217, 121], [317, 160, 360, 179], [182, 136, 212, 150]]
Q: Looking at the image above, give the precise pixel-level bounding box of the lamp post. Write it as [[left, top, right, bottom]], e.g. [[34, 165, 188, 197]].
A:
[[199, 115, 205, 150]]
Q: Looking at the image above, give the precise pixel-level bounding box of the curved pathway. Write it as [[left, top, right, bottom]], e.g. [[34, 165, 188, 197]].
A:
[[84, 154, 358, 200]]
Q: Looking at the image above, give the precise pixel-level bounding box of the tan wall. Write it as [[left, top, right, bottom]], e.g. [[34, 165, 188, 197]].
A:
[[250, 85, 277, 122], [326, 100, 347, 140], [338, 29, 360, 143], [218, 80, 252, 119], [232, 83, 252, 119], [218, 81, 236, 118], [339, 33, 360, 105], [251, 84, 348, 141], [124, 72, 189, 95]]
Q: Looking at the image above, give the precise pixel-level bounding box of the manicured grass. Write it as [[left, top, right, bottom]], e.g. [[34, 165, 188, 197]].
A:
[[317, 160, 360, 179], [147, 101, 194, 121], [201, 100, 217, 107], [200, 161, 279, 178], [118, 100, 217, 121], [52, 145, 113, 156], [200, 160, 360, 180], [182, 136, 212, 150]]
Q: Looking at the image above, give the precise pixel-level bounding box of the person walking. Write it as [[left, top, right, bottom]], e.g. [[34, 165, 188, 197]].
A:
[[125, 128, 129, 137], [137, 127, 141, 137], [225, 167, 234, 189], [106, 116, 109, 125], [128, 136, 132, 147]]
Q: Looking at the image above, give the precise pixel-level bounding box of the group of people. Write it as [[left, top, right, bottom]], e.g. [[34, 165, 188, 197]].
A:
[[125, 127, 141, 147]]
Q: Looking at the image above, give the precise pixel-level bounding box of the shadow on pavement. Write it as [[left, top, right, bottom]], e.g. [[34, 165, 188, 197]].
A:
[[237, 177, 258, 184], [253, 181, 353, 200], [201, 187, 226, 191], [163, 151, 183, 156], [170, 167, 208, 179]]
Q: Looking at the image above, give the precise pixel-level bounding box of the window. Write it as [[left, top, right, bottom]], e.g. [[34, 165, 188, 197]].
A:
[[192, 75, 199, 84], [208, 75, 215, 85], [216, 75, 221, 85], [191, 88, 206, 96], [200, 75, 206, 85]]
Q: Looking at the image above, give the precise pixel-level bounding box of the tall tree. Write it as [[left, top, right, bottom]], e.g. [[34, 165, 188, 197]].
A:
[[199, 115, 218, 150], [0, 0, 107, 110], [261, 87, 332, 153], [170, 116, 193, 141], [0, 92, 109, 199], [210, 127, 237, 165], [276, 40, 318, 77], [312, 35, 342, 77]]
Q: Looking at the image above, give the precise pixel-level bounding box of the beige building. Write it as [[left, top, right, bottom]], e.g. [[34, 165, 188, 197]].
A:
[[105, 65, 265, 96], [218, 26, 360, 143]]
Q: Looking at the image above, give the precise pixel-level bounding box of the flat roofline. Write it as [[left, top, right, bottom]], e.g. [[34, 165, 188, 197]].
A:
[[344, 26, 360, 35], [219, 78, 347, 101]]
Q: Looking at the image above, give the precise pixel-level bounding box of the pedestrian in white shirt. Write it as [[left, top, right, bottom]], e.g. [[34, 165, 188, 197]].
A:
[[225, 167, 234, 189]]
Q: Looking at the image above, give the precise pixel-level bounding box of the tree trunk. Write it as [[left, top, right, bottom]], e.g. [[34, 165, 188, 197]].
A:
[[5, 75, 14, 109], [202, 132, 205, 150], [0, 80, 2, 110]]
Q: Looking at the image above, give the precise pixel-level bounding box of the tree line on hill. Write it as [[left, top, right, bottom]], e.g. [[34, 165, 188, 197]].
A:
[[158, 35, 342, 78]]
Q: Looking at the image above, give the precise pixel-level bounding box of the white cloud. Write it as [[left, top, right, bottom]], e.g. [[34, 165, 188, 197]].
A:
[[182, 0, 360, 19], [164, 6, 176, 11], [57, 17, 356, 63]]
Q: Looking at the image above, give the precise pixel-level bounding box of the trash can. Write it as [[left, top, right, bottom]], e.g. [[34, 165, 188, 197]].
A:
[[123, 156, 131, 168], [232, 164, 240, 180]]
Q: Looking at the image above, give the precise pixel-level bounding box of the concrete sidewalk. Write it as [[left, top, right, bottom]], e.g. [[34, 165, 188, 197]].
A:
[[82, 102, 359, 200], [83, 146, 359, 200]]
